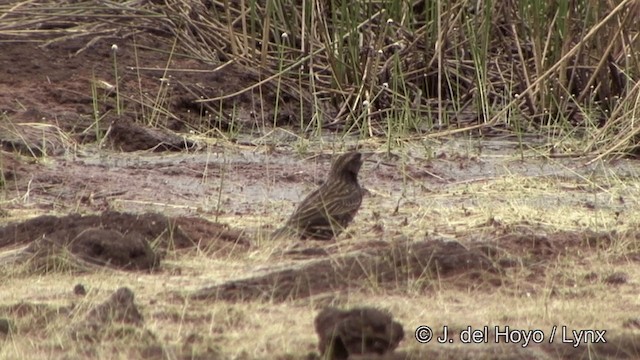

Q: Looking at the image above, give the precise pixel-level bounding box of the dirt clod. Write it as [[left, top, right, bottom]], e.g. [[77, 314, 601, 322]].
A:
[[107, 119, 197, 152], [74, 284, 87, 296], [24, 226, 159, 271], [604, 271, 629, 285], [0, 211, 248, 271], [0, 211, 183, 249], [314, 306, 404, 360], [71, 287, 146, 342], [86, 287, 143, 325]]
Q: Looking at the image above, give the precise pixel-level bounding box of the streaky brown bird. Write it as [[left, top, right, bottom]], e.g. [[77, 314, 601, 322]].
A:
[[272, 151, 364, 240]]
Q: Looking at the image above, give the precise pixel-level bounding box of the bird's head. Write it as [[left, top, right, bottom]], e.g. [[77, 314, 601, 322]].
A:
[[330, 151, 363, 182]]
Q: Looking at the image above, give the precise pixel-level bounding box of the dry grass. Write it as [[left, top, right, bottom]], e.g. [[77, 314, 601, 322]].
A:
[[1, 140, 640, 359], [1, 0, 638, 153]]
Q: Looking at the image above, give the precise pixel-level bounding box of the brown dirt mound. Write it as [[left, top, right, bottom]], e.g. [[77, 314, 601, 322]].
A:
[[84, 287, 144, 326], [314, 306, 404, 360], [190, 225, 636, 303], [70, 287, 146, 342], [0, 211, 182, 248], [107, 119, 197, 152], [190, 238, 499, 302], [0, 211, 250, 271], [0, 211, 250, 250], [25, 227, 159, 271]]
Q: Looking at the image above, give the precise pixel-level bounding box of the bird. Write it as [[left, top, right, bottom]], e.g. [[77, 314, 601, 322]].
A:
[[272, 151, 365, 240]]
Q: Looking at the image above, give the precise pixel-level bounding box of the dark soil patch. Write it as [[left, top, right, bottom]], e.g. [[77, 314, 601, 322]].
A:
[[0, 211, 250, 271], [0, 28, 327, 150], [0, 302, 72, 333], [190, 238, 499, 302]]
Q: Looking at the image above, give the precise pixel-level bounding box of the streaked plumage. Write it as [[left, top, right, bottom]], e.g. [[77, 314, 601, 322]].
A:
[[272, 151, 364, 240]]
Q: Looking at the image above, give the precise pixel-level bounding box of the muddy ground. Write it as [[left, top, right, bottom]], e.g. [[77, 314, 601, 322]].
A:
[[1, 16, 640, 360]]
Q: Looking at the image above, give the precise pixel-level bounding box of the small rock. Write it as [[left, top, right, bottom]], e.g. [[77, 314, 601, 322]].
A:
[[74, 283, 87, 296], [0, 318, 14, 335]]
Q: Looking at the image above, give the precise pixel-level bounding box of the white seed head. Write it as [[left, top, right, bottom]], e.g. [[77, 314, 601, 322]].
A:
[[97, 80, 115, 91], [111, 44, 118, 52], [281, 32, 289, 39], [386, 18, 393, 24], [363, 100, 370, 107], [382, 82, 389, 88]]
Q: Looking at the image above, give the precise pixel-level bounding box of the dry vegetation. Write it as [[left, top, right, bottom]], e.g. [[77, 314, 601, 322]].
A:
[[1, 0, 640, 359]]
